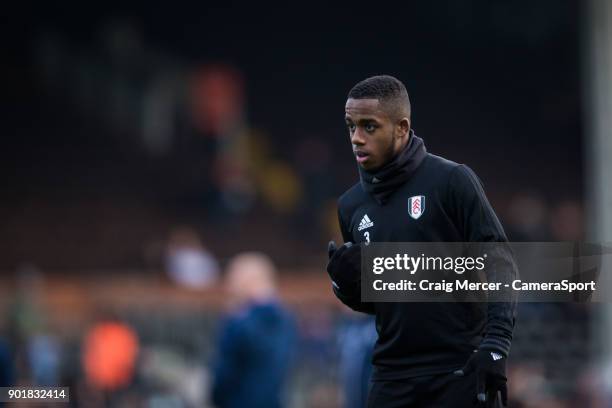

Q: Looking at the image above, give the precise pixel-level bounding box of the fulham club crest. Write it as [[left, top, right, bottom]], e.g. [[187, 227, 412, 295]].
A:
[[408, 195, 426, 220]]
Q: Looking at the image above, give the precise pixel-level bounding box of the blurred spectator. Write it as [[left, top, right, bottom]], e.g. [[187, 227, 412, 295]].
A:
[[10, 265, 46, 343], [190, 65, 244, 137], [165, 226, 220, 289], [9, 265, 60, 386], [337, 313, 376, 408], [211, 132, 257, 215], [27, 333, 61, 386], [211, 252, 296, 408], [186, 65, 252, 219], [82, 314, 139, 393]]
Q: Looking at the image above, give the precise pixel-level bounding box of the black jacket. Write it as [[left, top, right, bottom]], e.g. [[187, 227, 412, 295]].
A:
[[335, 137, 516, 380]]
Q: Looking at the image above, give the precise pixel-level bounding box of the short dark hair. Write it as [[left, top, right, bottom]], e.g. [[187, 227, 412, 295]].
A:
[[348, 75, 411, 119]]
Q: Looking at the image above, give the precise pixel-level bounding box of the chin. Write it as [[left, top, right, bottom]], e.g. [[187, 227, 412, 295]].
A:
[[360, 161, 379, 172]]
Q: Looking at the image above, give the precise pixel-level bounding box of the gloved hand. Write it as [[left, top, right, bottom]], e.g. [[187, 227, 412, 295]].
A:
[[327, 241, 361, 297], [453, 349, 507, 407]]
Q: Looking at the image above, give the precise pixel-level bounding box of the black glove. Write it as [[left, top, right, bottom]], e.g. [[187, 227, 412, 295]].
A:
[[454, 349, 508, 407], [327, 241, 361, 297]]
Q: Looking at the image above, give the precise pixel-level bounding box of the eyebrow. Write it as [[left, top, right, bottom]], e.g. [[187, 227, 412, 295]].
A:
[[344, 117, 381, 124]]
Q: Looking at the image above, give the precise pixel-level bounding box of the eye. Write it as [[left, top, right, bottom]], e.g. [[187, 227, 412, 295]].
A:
[[347, 123, 356, 133], [365, 123, 376, 132]]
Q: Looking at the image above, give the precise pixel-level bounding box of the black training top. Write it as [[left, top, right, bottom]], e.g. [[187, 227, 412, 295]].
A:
[[335, 145, 515, 381]]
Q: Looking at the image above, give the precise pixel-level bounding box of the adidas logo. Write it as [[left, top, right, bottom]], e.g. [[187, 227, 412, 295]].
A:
[[358, 214, 374, 231], [490, 352, 503, 361]]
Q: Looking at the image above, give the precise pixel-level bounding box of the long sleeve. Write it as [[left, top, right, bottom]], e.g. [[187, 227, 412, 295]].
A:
[[447, 165, 517, 356], [333, 206, 376, 315]]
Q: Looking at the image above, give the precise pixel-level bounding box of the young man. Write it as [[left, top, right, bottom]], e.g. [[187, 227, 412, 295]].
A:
[[327, 75, 516, 407]]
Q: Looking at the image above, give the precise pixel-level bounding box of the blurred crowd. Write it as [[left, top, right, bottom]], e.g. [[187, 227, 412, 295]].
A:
[[0, 252, 363, 407]]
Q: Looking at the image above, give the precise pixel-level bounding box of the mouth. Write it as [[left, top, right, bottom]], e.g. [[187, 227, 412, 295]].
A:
[[355, 150, 370, 164]]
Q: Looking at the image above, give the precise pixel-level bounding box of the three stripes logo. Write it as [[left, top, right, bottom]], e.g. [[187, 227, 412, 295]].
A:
[[358, 214, 374, 231]]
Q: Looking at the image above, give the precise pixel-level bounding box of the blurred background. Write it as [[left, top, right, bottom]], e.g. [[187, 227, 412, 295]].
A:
[[1, 0, 610, 407]]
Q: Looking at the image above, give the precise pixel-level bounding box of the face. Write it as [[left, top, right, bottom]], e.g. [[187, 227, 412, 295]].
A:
[[344, 98, 409, 171]]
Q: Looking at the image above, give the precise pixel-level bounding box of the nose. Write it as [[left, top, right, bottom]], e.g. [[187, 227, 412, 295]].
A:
[[351, 128, 366, 146]]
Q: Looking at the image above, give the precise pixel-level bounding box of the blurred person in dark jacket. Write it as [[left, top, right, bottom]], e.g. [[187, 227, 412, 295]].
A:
[[211, 252, 296, 408]]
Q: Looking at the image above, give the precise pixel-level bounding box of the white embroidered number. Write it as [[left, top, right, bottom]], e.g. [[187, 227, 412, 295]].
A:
[[364, 231, 370, 243]]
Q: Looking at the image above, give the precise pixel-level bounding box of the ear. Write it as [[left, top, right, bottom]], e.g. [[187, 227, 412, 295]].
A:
[[396, 118, 410, 139]]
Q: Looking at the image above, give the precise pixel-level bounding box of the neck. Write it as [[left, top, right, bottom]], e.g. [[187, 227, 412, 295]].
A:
[[358, 130, 426, 204]]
